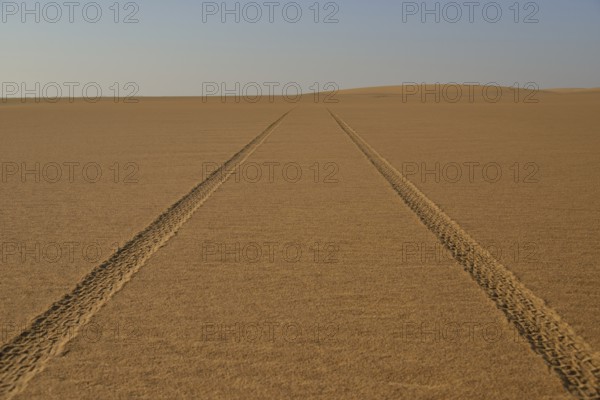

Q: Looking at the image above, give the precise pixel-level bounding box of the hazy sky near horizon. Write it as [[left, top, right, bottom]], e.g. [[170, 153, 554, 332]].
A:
[[1, 0, 599, 96]]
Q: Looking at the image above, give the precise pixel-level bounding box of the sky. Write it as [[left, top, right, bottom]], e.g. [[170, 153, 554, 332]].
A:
[[1, 0, 599, 97]]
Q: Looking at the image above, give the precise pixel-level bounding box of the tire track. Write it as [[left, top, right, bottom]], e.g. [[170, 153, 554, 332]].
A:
[[328, 110, 600, 400], [0, 110, 291, 400]]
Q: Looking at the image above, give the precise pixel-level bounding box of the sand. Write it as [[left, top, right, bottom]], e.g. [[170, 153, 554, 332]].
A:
[[0, 91, 598, 399]]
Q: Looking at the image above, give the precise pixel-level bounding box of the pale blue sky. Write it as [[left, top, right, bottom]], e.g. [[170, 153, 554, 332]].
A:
[[1, 0, 599, 96]]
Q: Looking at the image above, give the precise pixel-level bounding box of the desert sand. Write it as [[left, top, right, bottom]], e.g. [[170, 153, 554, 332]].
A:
[[0, 90, 598, 399]]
